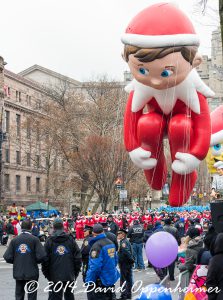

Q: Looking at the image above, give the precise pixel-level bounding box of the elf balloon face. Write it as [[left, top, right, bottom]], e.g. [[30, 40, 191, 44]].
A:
[[128, 51, 193, 90], [121, 3, 214, 207]]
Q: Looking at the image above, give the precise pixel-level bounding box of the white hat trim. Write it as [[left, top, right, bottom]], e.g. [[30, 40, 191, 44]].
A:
[[121, 33, 200, 48], [211, 130, 223, 146]]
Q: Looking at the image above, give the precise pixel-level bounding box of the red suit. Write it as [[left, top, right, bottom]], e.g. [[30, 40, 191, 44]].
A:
[[142, 214, 152, 229], [100, 216, 107, 223], [75, 219, 84, 239], [124, 92, 210, 206], [86, 218, 95, 227], [93, 216, 100, 224], [63, 221, 69, 233], [116, 219, 123, 229]]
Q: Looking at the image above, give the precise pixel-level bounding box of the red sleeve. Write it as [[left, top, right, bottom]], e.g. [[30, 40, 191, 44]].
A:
[[190, 92, 211, 160], [124, 91, 143, 151]]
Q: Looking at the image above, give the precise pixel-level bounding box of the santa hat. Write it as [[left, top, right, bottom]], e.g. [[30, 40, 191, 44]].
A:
[[210, 105, 223, 146], [121, 3, 199, 48]]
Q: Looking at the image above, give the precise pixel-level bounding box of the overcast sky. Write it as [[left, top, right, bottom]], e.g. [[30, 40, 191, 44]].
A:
[[0, 0, 219, 82]]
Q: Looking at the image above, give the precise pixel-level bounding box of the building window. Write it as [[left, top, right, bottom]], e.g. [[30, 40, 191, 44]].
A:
[[54, 158, 57, 170], [16, 175, 21, 191], [61, 159, 65, 170], [36, 100, 41, 110], [27, 153, 31, 167], [36, 122, 40, 141], [16, 114, 21, 136], [4, 174, 10, 191], [16, 151, 21, 165], [19, 91, 21, 102], [5, 148, 10, 163], [27, 118, 31, 139], [5, 110, 10, 133], [26, 176, 31, 192], [29, 96, 31, 106], [7, 87, 11, 98], [16, 91, 18, 101], [36, 177, 40, 193], [36, 155, 40, 168]]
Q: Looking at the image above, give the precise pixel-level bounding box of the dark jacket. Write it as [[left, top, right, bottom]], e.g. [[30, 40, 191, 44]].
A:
[[178, 236, 203, 276], [105, 231, 118, 251], [81, 235, 94, 263], [42, 231, 82, 282], [174, 220, 185, 238], [127, 224, 144, 244], [118, 238, 134, 266], [6, 222, 14, 235], [122, 218, 129, 230], [143, 229, 153, 243], [107, 221, 119, 235], [86, 233, 120, 286], [196, 248, 212, 265], [3, 231, 46, 280], [32, 225, 40, 237], [206, 233, 223, 300], [163, 225, 181, 245], [81, 235, 94, 281]]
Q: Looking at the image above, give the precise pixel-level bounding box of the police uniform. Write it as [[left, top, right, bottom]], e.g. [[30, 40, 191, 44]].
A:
[[42, 226, 82, 300], [85, 224, 120, 300], [118, 229, 134, 300], [3, 230, 46, 300], [81, 226, 93, 281]]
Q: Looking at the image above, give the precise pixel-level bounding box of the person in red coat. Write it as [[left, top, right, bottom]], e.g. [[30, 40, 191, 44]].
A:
[[86, 217, 95, 227], [93, 213, 101, 224], [142, 212, 152, 230], [75, 216, 84, 240], [63, 218, 69, 233], [116, 215, 123, 229]]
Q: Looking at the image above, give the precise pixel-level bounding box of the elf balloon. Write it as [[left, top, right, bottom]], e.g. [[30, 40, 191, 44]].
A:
[[121, 3, 214, 206]]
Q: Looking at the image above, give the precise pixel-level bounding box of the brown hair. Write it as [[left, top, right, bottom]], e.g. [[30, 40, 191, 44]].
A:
[[123, 45, 198, 65]]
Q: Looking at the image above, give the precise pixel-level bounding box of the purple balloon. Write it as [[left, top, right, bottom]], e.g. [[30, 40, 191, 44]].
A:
[[145, 232, 178, 268]]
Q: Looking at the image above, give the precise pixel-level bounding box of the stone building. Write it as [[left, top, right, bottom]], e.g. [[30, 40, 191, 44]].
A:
[[0, 61, 81, 208]]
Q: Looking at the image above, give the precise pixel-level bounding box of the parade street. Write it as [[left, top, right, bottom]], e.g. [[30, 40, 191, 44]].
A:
[[0, 244, 179, 300]]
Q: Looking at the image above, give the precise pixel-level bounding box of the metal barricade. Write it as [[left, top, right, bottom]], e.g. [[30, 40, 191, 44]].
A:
[[175, 270, 190, 300]]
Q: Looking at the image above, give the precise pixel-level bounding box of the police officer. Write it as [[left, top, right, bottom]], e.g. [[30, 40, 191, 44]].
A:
[[3, 219, 46, 300], [107, 215, 119, 235], [81, 225, 93, 282], [42, 218, 82, 300], [127, 220, 145, 270], [117, 229, 134, 300], [85, 223, 120, 300]]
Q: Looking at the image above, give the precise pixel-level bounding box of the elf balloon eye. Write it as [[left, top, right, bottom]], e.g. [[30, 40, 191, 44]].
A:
[[161, 69, 173, 77], [139, 68, 149, 76]]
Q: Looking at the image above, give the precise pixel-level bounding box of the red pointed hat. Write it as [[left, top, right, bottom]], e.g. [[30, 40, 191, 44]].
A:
[[210, 105, 223, 146], [121, 2, 199, 48]]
